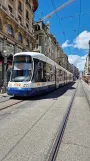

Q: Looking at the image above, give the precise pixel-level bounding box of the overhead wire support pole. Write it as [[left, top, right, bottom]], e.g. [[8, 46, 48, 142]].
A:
[[41, 0, 76, 21]]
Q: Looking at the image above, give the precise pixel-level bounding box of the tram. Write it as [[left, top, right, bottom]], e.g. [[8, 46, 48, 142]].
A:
[[7, 52, 73, 97]]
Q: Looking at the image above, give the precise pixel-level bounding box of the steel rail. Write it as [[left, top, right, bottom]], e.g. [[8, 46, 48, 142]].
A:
[[47, 81, 78, 161], [0, 97, 13, 103], [0, 99, 24, 111]]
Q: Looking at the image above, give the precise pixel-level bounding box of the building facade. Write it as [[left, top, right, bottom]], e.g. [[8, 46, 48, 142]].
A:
[[84, 41, 90, 76], [34, 21, 60, 60], [33, 20, 69, 70], [33, 21, 52, 57], [55, 45, 68, 70], [0, 0, 38, 87], [68, 63, 79, 79], [84, 55, 90, 76]]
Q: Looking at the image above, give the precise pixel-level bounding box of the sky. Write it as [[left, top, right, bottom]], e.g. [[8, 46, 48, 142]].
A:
[[34, 0, 90, 71]]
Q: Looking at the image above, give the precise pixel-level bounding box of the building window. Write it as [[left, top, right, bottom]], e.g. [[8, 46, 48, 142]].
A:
[[18, 1, 22, 11], [8, 24, 14, 36], [29, 4, 31, 9], [0, 19, 2, 30], [36, 35, 38, 40], [18, 32, 22, 43], [36, 44, 38, 48], [26, 0, 29, 4], [0, 38, 3, 51], [18, 15, 21, 22], [26, 39, 29, 48], [26, 0, 31, 8], [26, 10, 29, 20], [26, 23, 29, 29], [8, 5, 12, 13]]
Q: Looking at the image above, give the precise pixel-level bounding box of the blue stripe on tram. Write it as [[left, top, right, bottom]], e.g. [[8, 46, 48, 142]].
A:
[[7, 84, 55, 97]]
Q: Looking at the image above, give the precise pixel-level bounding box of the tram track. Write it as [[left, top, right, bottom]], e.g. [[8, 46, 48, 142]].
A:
[[47, 80, 90, 161], [47, 81, 79, 161], [0, 82, 78, 161], [0, 97, 13, 103], [0, 98, 24, 111]]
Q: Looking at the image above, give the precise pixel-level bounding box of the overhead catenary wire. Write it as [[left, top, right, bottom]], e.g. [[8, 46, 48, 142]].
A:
[[42, 0, 75, 21], [50, 0, 72, 55], [50, 0, 67, 40], [78, 0, 81, 42], [59, 9, 90, 20]]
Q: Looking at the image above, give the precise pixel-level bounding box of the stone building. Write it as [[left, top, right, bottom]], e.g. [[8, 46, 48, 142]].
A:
[[33, 20, 69, 70], [33, 20, 57, 59], [84, 41, 90, 76], [68, 63, 79, 79], [0, 0, 38, 87], [55, 46, 68, 70], [84, 55, 90, 76]]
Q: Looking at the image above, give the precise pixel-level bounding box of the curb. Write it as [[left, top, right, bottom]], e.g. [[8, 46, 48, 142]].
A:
[[0, 93, 8, 97]]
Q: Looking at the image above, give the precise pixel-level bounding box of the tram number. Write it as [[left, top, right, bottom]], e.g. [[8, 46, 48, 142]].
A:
[[14, 83, 21, 87], [37, 83, 40, 86]]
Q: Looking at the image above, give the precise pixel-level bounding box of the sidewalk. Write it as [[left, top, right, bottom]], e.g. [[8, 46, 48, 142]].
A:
[[0, 93, 8, 97], [0, 86, 8, 97]]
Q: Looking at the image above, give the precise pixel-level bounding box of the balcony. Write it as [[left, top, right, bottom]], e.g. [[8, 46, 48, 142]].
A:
[[8, 0, 14, 6], [10, 12, 14, 18], [26, 0, 32, 10], [18, 6, 22, 14], [0, 0, 3, 5], [0, 1, 7, 12]]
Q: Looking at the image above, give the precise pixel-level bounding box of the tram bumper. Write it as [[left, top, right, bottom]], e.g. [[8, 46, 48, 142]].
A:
[[7, 87, 34, 97]]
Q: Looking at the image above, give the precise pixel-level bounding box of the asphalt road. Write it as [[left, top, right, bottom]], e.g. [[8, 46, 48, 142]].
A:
[[0, 81, 82, 161], [56, 80, 90, 161]]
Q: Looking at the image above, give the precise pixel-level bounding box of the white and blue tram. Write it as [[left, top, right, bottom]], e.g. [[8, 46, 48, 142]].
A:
[[7, 52, 73, 97]]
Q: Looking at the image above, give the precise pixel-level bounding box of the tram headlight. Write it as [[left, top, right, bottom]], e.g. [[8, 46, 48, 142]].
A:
[[8, 83, 12, 87]]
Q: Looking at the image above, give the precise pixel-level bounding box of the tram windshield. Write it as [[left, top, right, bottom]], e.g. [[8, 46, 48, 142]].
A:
[[10, 55, 33, 82]]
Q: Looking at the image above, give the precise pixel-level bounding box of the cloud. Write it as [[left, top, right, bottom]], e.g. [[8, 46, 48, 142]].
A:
[[62, 40, 73, 48], [68, 54, 87, 71], [74, 31, 90, 49], [62, 30, 90, 50]]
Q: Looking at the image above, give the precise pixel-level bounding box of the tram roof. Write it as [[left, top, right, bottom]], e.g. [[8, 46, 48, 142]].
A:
[[14, 52, 73, 75], [14, 52, 46, 59]]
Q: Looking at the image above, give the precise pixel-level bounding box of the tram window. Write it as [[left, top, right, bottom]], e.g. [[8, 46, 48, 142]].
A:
[[42, 62, 46, 82], [33, 59, 42, 82], [50, 66, 55, 82], [57, 69, 63, 81], [33, 58, 55, 82], [45, 63, 55, 82], [14, 55, 32, 63], [64, 72, 67, 80]]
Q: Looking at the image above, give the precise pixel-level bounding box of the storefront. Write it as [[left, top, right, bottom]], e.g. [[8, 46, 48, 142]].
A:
[[0, 37, 23, 88]]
